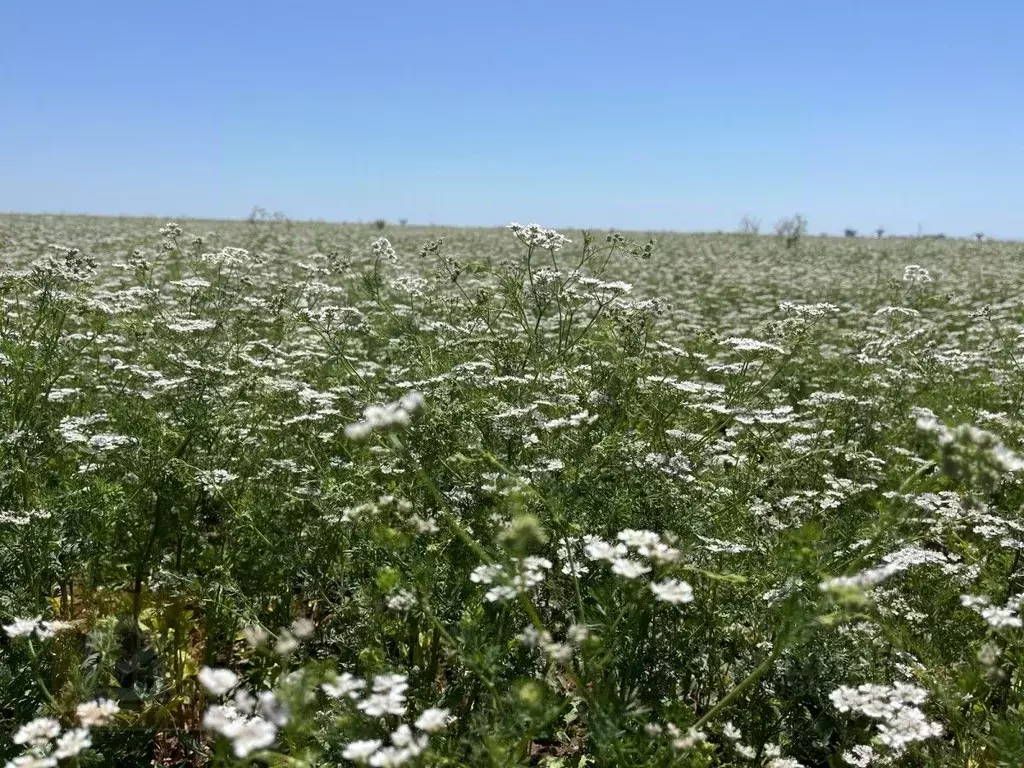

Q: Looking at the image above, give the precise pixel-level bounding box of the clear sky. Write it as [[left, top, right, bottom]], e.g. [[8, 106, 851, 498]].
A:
[[2, 1, 1022, 237]]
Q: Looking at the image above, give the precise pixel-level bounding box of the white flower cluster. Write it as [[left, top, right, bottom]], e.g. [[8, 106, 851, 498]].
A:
[[902, 264, 932, 283], [830, 682, 942, 755], [538, 409, 599, 431], [505, 222, 572, 251], [819, 545, 963, 593], [171, 276, 211, 291], [567, 530, 695, 605], [767, 757, 805, 768], [58, 413, 107, 444], [874, 305, 920, 317], [334, 494, 414, 524], [195, 468, 239, 493], [3, 616, 75, 639], [272, 616, 315, 655], [75, 698, 121, 727], [33, 246, 97, 283], [842, 744, 876, 766], [199, 666, 288, 758], [87, 433, 137, 452], [570, 276, 634, 303], [158, 222, 184, 238], [165, 317, 218, 333], [650, 578, 694, 604], [321, 671, 450, 766], [723, 336, 786, 354], [960, 593, 1023, 628], [344, 391, 424, 441], [645, 721, 706, 752], [359, 674, 410, 717], [516, 623, 589, 664], [718, 720, 757, 760], [5, 699, 119, 767], [469, 556, 552, 602], [651, 722, 797, 760], [0, 507, 51, 526], [341, 723, 429, 767], [386, 589, 417, 611], [371, 237, 398, 263], [778, 300, 840, 317], [201, 246, 252, 266]]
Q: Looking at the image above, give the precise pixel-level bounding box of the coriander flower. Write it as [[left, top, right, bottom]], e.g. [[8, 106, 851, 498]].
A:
[[506, 222, 572, 251], [610, 558, 651, 579], [842, 745, 875, 767], [584, 539, 627, 563], [387, 589, 417, 611], [229, 716, 277, 758], [290, 617, 315, 639], [343, 739, 382, 764], [3, 617, 41, 638], [14, 717, 61, 747], [357, 674, 408, 717], [52, 728, 92, 760], [830, 682, 942, 755], [202, 705, 277, 758], [415, 707, 451, 733], [5, 754, 58, 768], [344, 392, 424, 441], [35, 620, 75, 639], [651, 578, 694, 605], [165, 318, 217, 333], [372, 237, 398, 263], [76, 698, 120, 727], [321, 672, 364, 701], [198, 666, 240, 696], [902, 264, 932, 283]]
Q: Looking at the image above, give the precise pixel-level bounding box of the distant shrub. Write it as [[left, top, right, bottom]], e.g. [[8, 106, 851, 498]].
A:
[[738, 215, 761, 235], [774, 213, 807, 248]]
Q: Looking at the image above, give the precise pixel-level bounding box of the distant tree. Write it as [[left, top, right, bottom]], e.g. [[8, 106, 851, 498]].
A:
[[399, 218, 409, 227], [974, 232, 984, 242], [875, 227, 885, 239], [844, 228, 857, 238], [372, 219, 387, 230], [774, 214, 807, 248], [739, 215, 761, 235]]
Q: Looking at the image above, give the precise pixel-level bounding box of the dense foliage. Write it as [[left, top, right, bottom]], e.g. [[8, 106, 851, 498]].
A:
[[2, 214, 1024, 766]]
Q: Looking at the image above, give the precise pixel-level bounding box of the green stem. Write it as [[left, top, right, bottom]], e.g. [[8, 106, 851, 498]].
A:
[[692, 644, 782, 731], [27, 638, 61, 710]]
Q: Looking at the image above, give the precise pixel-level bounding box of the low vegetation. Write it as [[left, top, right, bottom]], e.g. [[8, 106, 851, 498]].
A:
[[2, 214, 1023, 766]]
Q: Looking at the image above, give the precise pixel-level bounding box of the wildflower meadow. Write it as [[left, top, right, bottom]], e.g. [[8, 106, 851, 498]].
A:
[[3, 213, 1024, 766]]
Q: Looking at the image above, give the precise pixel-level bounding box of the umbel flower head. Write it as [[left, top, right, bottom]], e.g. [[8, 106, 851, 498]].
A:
[[506, 222, 572, 251], [345, 391, 424, 441], [371, 237, 398, 263]]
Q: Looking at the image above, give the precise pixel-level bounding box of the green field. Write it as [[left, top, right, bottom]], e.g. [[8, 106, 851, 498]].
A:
[[3, 214, 1024, 766]]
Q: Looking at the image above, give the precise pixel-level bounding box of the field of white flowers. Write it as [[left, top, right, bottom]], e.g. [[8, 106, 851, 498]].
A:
[[2, 213, 1024, 767]]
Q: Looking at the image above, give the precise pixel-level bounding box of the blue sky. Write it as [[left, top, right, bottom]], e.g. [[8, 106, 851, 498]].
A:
[[2, 1, 1022, 237]]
